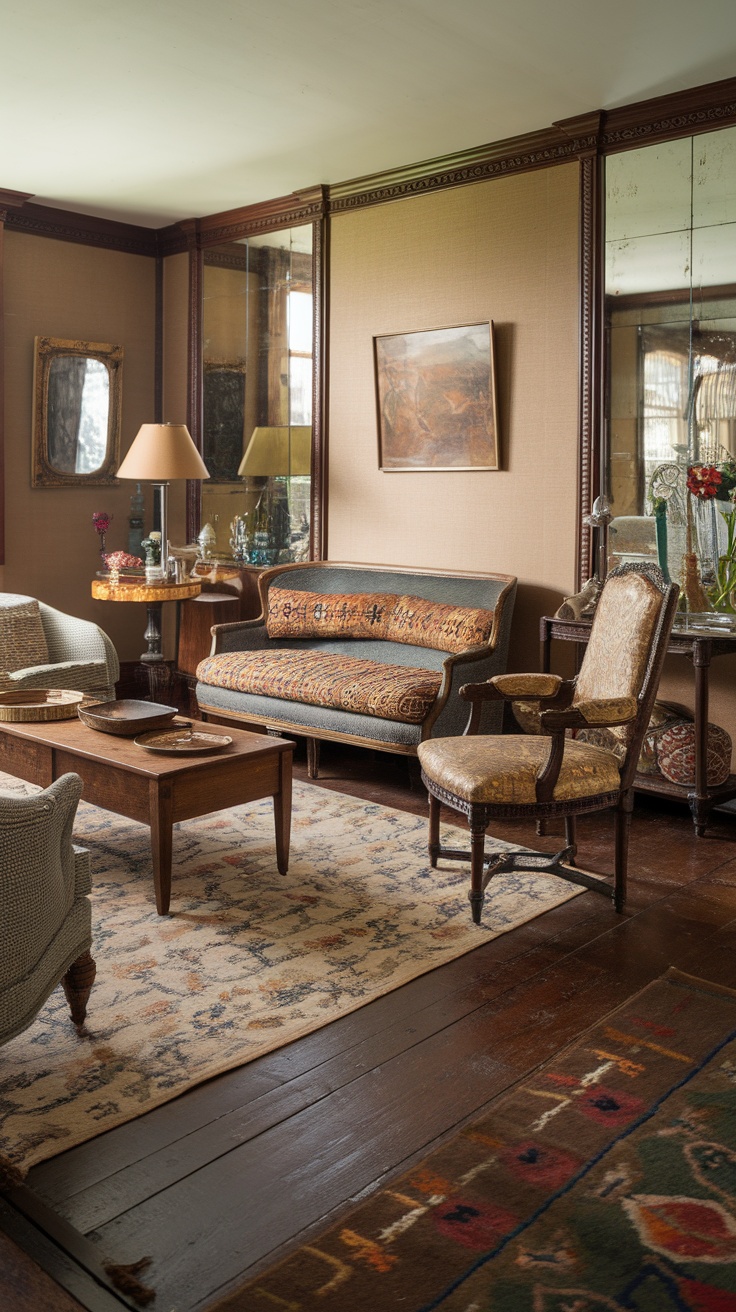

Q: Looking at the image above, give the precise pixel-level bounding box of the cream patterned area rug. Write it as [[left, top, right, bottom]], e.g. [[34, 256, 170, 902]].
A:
[[0, 773, 583, 1172]]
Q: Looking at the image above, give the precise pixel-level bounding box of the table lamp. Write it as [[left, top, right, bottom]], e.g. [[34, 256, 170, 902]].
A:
[[117, 423, 210, 573], [237, 426, 311, 560], [237, 426, 312, 479]]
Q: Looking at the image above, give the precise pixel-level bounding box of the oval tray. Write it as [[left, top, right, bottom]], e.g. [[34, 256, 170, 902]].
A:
[[78, 699, 179, 735], [134, 728, 232, 755], [0, 689, 85, 722]]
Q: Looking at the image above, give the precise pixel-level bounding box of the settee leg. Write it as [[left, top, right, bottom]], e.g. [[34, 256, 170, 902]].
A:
[[62, 950, 96, 1027], [307, 737, 321, 779]]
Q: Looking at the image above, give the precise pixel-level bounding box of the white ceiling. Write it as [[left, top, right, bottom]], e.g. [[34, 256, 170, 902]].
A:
[[3, 0, 736, 228]]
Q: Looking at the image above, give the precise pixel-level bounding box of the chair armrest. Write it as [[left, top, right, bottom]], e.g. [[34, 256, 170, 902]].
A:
[[541, 695, 638, 732], [459, 673, 573, 735], [462, 673, 566, 703], [73, 846, 92, 897], [208, 620, 269, 656]]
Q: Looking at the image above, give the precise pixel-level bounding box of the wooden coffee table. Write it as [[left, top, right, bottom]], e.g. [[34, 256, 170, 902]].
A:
[[0, 715, 293, 915]]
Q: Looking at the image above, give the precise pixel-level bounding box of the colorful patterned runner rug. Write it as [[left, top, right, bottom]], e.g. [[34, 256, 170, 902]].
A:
[[0, 774, 581, 1173], [214, 969, 736, 1312]]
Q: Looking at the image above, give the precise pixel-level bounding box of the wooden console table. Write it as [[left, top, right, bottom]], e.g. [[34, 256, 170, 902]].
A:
[[540, 614, 736, 836]]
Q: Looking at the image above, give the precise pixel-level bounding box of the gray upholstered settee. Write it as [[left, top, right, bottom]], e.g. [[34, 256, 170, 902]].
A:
[[195, 562, 516, 773]]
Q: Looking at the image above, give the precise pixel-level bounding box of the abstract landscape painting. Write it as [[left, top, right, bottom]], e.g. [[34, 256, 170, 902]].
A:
[[374, 321, 498, 471]]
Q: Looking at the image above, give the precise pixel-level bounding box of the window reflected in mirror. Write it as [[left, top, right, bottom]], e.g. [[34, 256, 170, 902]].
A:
[[200, 224, 314, 565], [605, 125, 736, 584], [32, 337, 123, 488]]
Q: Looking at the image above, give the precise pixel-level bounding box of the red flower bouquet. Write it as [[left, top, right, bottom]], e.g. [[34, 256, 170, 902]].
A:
[[686, 465, 722, 499]]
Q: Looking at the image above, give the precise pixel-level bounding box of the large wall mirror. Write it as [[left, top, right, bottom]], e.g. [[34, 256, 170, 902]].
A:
[[32, 336, 123, 487], [604, 124, 736, 602], [195, 222, 317, 565]]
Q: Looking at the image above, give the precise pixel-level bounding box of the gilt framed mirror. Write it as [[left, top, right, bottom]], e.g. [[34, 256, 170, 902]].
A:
[[32, 336, 123, 487]]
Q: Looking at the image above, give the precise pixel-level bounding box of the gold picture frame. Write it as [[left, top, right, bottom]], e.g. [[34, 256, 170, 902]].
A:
[[374, 321, 499, 472], [32, 336, 123, 488]]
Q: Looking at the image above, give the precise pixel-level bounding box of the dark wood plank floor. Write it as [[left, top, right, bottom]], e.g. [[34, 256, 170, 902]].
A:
[[3, 739, 736, 1310]]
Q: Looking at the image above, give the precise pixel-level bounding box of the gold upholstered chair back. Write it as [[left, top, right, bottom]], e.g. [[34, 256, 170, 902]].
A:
[[572, 565, 677, 786]]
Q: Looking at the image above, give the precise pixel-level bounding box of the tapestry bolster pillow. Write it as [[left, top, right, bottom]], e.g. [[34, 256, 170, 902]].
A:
[[0, 599, 49, 673], [196, 650, 442, 724], [265, 588, 496, 654]]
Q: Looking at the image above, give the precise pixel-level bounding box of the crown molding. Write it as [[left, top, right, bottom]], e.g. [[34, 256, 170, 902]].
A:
[[600, 75, 736, 153], [326, 126, 590, 214], [4, 200, 158, 256], [0, 187, 33, 220]]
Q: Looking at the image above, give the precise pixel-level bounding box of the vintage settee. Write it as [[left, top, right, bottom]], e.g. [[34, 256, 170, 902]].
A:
[[195, 561, 517, 772]]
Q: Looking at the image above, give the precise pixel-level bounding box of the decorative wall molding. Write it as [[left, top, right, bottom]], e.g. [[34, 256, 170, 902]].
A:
[[327, 128, 586, 214], [578, 154, 603, 587], [600, 76, 736, 153], [4, 201, 158, 256], [202, 246, 251, 272]]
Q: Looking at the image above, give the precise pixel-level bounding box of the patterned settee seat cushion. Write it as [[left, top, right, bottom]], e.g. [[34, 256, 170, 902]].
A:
[[196, 650, 442, 724], [266, 587, 496, 654]]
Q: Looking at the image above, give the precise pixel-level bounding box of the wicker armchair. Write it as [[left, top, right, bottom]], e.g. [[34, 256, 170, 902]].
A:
[[0, 593, 119, 701], [0, 773, 96, 1045]]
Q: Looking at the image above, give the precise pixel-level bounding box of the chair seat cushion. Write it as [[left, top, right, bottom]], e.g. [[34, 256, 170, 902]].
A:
[[196, 650, 442, 724], [418, 734, 621, 804]]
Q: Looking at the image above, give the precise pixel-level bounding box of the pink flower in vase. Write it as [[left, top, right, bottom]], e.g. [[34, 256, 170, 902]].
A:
[[92, 511, 112, 558]]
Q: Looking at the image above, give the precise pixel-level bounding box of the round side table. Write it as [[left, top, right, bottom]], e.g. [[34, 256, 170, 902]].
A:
[[92, 578, 203, 703]]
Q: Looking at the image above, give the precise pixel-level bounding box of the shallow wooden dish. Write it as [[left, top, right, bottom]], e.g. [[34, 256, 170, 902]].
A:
[[0, 689, 85, 722], [77, 699, 179, 736], [134, 728, 232, 755]]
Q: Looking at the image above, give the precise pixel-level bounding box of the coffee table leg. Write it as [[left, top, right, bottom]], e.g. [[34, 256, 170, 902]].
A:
[[273, 748, 293, 876], [150, 779, 173, 914]]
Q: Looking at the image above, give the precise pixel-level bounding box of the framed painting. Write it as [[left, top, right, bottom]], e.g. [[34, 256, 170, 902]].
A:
[[374, 321, 499, 471]]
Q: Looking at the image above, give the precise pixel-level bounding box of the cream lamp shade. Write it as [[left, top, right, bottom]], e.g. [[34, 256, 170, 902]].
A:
[[237, 426, 312, 478], [117, 423, 210, 481], [117, 423, 209, 573]]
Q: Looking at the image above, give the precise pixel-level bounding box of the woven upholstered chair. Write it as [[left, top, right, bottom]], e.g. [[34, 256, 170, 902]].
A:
[[0, 773, 95, 1045], [0, 593, 119, 701], [418, 564, 679, 922]]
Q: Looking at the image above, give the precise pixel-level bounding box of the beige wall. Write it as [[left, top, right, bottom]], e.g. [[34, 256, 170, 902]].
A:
[[327, 165, 581, 670], [3, 232, 156, 660]]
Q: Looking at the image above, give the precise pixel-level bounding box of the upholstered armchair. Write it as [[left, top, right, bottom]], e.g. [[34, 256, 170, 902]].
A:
[[0, 773, 95, 1045], [0, 593, 119, 701], [418, 564, 679, 922]]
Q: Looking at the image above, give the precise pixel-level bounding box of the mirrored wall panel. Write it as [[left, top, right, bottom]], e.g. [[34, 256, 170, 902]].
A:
[[200, 223, 313, 565], [605, 125, 736, 602]]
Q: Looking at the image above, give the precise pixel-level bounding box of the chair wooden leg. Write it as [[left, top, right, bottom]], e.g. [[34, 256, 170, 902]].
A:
[[613, 791, 634, 912], [62, 950, 96, 1027], [428, 793, 441, 867], [469, 817, 487, 925], [306, 737, 321, 780], [565, 815, 577, 864]]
